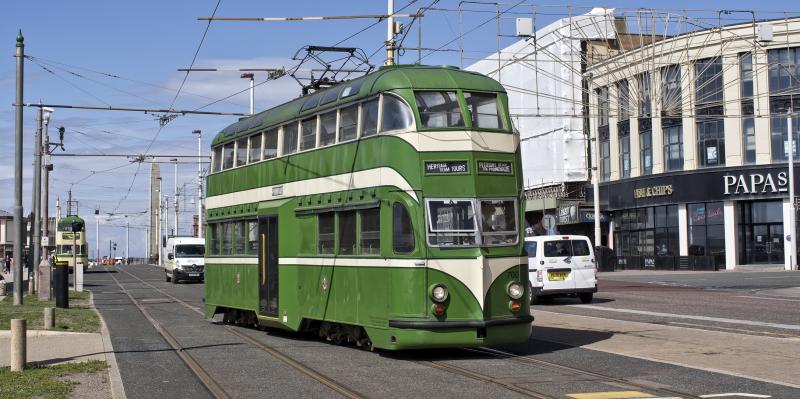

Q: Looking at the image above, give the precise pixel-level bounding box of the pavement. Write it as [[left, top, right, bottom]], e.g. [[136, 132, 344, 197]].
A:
[[0, 275, 126, 399]]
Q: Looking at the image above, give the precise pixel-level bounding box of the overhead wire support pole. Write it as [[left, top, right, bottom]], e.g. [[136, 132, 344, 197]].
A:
[[13, 31, 25, 306]]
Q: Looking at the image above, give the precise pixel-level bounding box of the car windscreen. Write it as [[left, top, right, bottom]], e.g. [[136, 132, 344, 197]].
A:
[[543, 240, 590, 257], [175, 244, 205, 257]]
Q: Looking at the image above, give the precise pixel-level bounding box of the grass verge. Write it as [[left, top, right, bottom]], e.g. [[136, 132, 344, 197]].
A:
[[0, 360, 107, 399], [0, 291, 100, 333]]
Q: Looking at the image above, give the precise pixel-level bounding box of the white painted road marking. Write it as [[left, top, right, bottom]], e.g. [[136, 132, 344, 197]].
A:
[[699, 393, 771, 398], [573, 305, 800, 331], [734, 295, 800, 303]]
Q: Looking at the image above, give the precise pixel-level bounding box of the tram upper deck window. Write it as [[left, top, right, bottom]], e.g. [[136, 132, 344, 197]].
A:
[[300, 95, 320, 112], [300, 117, 317, 151], [415, 91, 465, 128], [426, 199, 477, 246], [263, 128, 278, 159], [464, 92, 504, 130], [213, 147, 222, 172], [222, 143, 235, 170], [339, 104, 358, 141], [319, 111, 337, 146], [340, 80, 364, 99], [320, 87, 342, 105], [480, 199, 518, 246], [248, 133, 262, 163], [282, 122, 299, 155], [381, 94, 414, 132], [361, 98, 379, 137], [235, 138, 247, 167]]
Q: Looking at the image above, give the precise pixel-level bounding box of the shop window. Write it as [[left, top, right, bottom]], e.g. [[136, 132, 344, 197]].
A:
[[614, 205, 678, 257], [392, 203, 415, 254], [689, 202, 726, 268]]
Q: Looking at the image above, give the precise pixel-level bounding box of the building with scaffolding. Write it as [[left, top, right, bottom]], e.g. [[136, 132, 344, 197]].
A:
[[587, 15, 800, 271]]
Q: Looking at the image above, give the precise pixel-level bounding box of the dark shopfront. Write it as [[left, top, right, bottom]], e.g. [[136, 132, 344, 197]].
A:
[[593, 164, 799, 270]]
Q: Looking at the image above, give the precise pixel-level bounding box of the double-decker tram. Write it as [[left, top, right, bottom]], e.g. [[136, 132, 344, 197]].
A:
[[204, 65, 531, 350], [56, 215, 88, 269]]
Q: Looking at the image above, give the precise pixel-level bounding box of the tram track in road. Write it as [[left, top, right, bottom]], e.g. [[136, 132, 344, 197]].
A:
[[465, 346, 703, 399], [112, 265, 365, 399]]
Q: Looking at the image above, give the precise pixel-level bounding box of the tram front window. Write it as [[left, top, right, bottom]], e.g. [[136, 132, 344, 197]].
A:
[[480, 199, 518, 245], [426, 199, 477, 246], [175, 245, 204, 257], [381, 94, 413, 132], [415, 91, 465, 128], [464, 92, 504, 130]]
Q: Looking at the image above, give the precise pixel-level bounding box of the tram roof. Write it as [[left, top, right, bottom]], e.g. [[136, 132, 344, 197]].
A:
[[57, 215, 85, 230], [212, 64, 506, 145]]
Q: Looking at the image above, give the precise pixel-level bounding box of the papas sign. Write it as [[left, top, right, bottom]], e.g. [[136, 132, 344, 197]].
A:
[[634, 185, 673, 199], [723, 171, 788, 195]]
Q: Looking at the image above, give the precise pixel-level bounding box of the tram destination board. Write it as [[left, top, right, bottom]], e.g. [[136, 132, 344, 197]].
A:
[[425, 161, 468, 174], [477, 160, 513, 174]]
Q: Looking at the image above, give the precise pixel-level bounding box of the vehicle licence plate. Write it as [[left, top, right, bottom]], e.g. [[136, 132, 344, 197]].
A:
[[548, 271, 568, 281], [189, 273, 199, 277]]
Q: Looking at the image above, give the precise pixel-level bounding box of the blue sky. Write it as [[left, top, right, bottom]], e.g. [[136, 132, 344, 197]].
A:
[[2, 1, 799, 257]]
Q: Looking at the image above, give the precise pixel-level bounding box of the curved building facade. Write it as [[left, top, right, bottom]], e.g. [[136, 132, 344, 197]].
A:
[[587, 17, 800, 270]]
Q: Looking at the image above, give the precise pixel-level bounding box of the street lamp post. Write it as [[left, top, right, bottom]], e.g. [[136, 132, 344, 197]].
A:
[[788, 110, 797, 271], [13, 31, 25, 305], [241, 73, 255, 115], [171, 158, 178, 237], [192, 130, 203, 238]]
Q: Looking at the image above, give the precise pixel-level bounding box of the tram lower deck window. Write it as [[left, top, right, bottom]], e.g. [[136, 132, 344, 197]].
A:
[[426, 199, 477, 246]]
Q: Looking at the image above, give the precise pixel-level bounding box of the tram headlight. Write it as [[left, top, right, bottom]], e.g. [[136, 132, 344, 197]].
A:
[[507, 282, 524, 300], [430, 284, 448, 303]]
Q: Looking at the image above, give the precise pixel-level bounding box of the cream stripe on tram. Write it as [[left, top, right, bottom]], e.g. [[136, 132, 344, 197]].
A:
[[206, 167, 417, 210]]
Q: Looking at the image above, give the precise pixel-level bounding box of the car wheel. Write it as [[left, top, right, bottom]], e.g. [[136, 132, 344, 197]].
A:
[[579, 293, 593, 304], [165, 273, 171, 282], [172, 274, 179, 284]]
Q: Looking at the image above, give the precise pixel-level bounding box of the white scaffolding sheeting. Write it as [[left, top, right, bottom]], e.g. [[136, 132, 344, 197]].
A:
[[467, 8, 616, 189]]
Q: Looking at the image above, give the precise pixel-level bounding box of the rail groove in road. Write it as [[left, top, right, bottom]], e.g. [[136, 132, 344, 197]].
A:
[[421, 359, 555, 398], [466, 346, 703, 399], [114, 265, 365, 399], [104, 267, 232, 399]]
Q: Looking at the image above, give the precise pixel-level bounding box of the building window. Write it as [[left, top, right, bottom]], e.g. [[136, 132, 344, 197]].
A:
[[619, 132, 630, 178], [597, 86, 609, 127], [638, 72, 652, 117], [663, 120, 683, 171], [618, 80, 630, 121], [741, 52, 756, 164], [639, 126, 652, 175], [695, 57, 725, 168], [688, 202, 726, 268], [614, 205, 678, 257], [599, 127, 611, 181], [661, 65, 682, 117], [768, 47, 800, 161]]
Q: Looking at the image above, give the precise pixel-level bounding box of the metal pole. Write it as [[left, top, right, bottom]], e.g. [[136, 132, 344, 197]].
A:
[[788, 110, 797, 271], [193, 130, 203, 238], [13, 31, 25, 306], [588, 73, 601, 247], [386, 0, 395, 66], [71, 230, 76, 292], [125, 220, 129, 264], [95, 210, 99, 266], [249, 77, 254, 115], [173, 159, 178, 237], [42, 115, 51, 259], [31, 105, 43, 294]]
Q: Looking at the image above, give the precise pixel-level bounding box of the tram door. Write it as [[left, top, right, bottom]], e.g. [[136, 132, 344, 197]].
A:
[[258, 216, 279, 317]]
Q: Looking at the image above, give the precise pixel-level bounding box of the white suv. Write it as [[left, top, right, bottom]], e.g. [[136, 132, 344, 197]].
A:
[[524, 235, 597, 304]]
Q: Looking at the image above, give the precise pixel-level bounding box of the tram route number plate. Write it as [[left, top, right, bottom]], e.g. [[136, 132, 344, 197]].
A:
[[548, 271, 569, 281], [425, 161, 468, 174]]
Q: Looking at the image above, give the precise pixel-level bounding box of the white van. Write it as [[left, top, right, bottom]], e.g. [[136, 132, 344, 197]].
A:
[[164, 237, 205, 284], [524, 235, 597, 304]]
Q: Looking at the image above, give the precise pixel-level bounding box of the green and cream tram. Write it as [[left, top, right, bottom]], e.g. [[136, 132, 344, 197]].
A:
[[204, 64, 531, 350], [55, 215, 88, 268]]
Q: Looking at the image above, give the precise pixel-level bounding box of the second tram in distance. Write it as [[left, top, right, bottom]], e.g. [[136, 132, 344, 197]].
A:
[[204, 64, 531, 350]]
